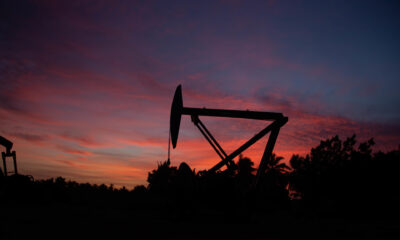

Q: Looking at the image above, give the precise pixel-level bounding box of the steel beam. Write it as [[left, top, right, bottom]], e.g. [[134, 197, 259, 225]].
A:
[[183, 107, 283, 121]]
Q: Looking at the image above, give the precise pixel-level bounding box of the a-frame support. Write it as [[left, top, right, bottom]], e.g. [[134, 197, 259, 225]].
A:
[[188, 112, 287, 186]]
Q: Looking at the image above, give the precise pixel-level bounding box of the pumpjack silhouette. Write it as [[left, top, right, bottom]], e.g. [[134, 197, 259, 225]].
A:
[[169, 85, 288, 186], [0, 136, 18, 176]]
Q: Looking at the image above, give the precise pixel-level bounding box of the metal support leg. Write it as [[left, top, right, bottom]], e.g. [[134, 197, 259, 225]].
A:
[[2, 152, 7, 177], [192, 115, 225, 159], [254, 127, 280, 187], [12, 151, 17, 175], [197, 119, 228, 158], [191, 115, 235, 170]]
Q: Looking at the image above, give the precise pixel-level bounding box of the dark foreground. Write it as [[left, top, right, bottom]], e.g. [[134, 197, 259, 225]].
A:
[[2, 136, 400, 239], [1, 176, 399, 240], [2, 201, 400, 239]]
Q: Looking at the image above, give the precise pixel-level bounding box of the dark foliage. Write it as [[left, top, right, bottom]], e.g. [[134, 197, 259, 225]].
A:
[[1, 135, 399, 238], [289, 135, 400, 220]]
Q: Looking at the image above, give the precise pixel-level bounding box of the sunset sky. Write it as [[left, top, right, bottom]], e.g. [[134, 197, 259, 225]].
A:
[[1, 0, 399, 188]]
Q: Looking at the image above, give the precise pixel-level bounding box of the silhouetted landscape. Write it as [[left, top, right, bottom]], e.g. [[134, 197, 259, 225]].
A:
[[1, 135, 399, 239], [2, 0, 400, 239]]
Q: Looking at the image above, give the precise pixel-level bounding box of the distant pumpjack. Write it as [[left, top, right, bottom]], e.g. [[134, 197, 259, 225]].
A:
[[0, 136, 18, 176], [169, 85, 288, 186]]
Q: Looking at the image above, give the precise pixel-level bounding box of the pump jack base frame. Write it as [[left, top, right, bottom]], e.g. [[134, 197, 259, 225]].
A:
[[170, 85, 288, 186]]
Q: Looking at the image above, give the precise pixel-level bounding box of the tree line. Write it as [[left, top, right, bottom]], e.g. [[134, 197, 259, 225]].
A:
[[1, 135, 399, 221]]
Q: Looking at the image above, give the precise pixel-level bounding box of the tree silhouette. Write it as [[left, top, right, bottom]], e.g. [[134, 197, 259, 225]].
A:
[[256, 153, 290, 213], [262, 153, 290, 188], [147, 159, 177, 194], [1, 133, 399, 236], [235, 155, 255, 197], [287, 135, 393, 216], [237, 154, 256, 176]]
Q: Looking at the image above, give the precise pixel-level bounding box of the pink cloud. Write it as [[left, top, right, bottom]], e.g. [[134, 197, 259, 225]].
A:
[[57, 145, 93, 156]]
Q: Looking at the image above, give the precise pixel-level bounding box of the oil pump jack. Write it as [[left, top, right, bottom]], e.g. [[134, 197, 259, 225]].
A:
[[168, 85, 288, 187], [0, 136, 18, 177]]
